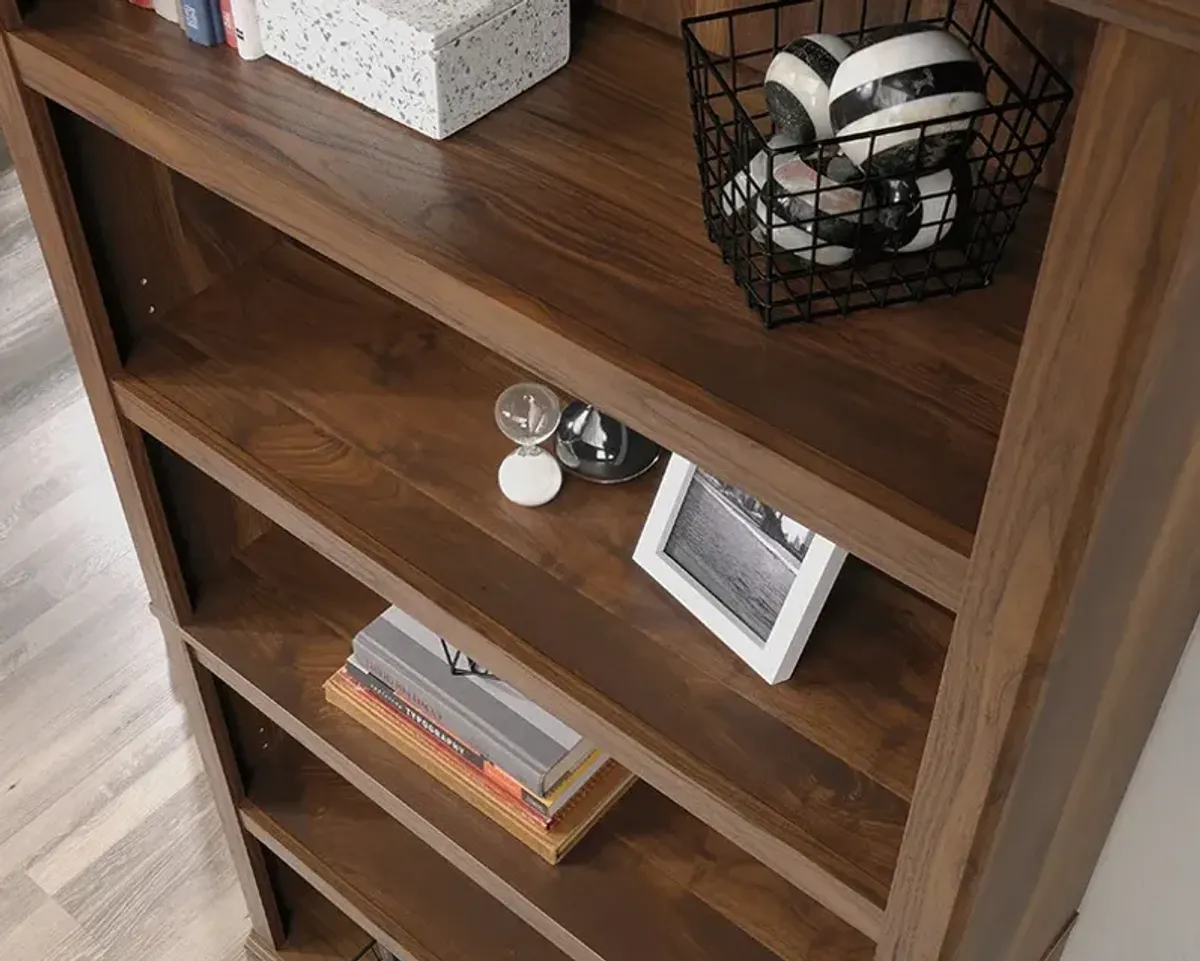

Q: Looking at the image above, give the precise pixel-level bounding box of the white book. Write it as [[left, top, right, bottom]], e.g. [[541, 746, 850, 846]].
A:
[[152, 0, 181, 24], [230, 0, 265, 60]]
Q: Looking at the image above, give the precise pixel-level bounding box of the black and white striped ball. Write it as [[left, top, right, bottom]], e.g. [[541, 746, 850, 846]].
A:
[[719, 133, 799, 218], [829, 25, 985, 176], [764, 34, 853, 144], [755, 149, 868, 264], [875, 164, 971, 253]]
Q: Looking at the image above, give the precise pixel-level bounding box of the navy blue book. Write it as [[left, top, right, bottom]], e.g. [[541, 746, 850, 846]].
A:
[[180, 0, 224, 46]]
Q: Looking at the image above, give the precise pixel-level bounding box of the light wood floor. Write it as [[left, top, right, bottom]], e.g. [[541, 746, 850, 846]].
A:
[[0, 147, 255, 959]]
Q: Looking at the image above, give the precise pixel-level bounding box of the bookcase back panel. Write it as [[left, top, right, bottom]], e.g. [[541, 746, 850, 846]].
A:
[[50, 107, 279, 359], [257, 849, 378, 956], [143, 435, 275, 605], [214, 674, 288, 792]]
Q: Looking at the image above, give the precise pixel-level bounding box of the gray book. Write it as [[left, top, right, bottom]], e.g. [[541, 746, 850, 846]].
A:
[[352, 605, 590, 795]]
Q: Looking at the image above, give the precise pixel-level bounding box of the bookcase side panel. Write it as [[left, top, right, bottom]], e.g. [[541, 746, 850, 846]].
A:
[[880, 23, 1200, 961]]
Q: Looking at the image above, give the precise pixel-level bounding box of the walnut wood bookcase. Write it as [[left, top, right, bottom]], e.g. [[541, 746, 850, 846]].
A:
[[2, 0, 1198, 959]]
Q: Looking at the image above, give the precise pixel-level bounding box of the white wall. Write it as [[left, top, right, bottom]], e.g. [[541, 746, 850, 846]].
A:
[[1061, 617, 1200, 961]]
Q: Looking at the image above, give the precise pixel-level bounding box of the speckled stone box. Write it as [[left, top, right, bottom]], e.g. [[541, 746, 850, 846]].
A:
[[259, 0, 570, 139]]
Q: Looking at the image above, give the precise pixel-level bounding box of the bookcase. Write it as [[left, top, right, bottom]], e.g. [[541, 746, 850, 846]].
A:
[[1, 1, 1197, 959]]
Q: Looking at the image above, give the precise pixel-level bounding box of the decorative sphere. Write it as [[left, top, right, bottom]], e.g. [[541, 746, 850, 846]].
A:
[[755, 147, 869, 264], [829, 24, 986, 176], [719, 133, 799, 218], [764, 34, 853, 144], [875, 164, 971, 253]]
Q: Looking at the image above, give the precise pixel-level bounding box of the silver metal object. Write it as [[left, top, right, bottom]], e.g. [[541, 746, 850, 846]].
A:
[[555, 402, 662, 484]]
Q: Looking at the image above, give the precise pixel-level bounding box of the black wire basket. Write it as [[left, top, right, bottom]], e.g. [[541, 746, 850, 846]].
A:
[[683, 0, 1073, 327]]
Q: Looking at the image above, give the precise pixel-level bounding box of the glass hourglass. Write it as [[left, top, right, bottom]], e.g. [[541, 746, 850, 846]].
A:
[[494, 383, 563, 507]]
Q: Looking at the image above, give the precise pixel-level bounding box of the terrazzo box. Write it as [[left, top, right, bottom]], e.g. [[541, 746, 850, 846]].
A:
[[259, 0, 570, 139]]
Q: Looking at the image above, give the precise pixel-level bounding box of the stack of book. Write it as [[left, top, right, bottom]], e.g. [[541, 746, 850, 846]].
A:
[[126, 0, 264, 57], [325, 605, 635, 864]]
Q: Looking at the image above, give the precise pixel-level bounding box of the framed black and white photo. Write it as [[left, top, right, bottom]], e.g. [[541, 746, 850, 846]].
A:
[[633, 455, 846, 684]]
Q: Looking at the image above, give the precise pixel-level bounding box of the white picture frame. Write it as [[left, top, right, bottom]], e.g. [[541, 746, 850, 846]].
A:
[[633, 454, 847, 684]]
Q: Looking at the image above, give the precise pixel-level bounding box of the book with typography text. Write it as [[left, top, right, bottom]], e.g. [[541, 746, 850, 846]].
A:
[[353, 605, 591, 796], [180, 0, 224, 45], [344, 658, 605, 823]]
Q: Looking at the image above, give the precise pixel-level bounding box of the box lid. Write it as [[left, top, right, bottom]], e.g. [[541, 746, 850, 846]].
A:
[[361, 0, 527, 51]]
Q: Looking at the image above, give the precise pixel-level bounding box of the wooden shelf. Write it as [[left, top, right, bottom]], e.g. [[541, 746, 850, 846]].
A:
[[241, 744, 570, 961], [114, 241, 952, 936], [10, 0, 1056, 608], [180, 524, 875, 961]]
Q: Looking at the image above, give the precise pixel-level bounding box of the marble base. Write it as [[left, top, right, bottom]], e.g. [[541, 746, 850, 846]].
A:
[[498, 448, 562, 507], [259, 0, 570, 139]]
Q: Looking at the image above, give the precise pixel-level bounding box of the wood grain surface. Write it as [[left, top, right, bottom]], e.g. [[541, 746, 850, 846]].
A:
[[140, 239, 948, 805], [10, 0, 1064, 609], [178, 523, 874, 961], [880, 23, 1200, 961], [106, 237, 960, 935]]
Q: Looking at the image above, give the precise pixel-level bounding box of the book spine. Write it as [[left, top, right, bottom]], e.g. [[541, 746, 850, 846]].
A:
[[219, 0, 237, 50], [230, 0, 265, 60], [352, 637, 547, 795], [344, 670, 551, 828], [372, 608, 579, 777], [180, 0, 223, 46], [344, 662, 553, 821]]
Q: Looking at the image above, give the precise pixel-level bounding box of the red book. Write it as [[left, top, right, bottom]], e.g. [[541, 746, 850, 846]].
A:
[[219, 0, 238, 49], [128, 0, 154, 7]]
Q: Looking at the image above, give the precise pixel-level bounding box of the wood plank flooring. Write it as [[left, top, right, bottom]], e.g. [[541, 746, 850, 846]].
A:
[[0, 145, 255, 960]]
